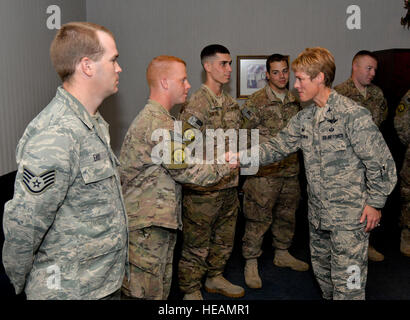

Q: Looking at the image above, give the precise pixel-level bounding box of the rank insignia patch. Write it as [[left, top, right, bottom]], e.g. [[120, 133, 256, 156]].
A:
[[22, 167, 56, 194]]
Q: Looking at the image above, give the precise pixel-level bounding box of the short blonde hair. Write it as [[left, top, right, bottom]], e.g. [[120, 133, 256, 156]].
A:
[[146, 55, 186, 87], [50, 22, 114, 82], [291, 47, 336, 88]]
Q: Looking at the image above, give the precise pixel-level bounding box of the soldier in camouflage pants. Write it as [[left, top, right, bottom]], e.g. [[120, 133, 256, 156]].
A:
[[120, 56, 232, 300], [394, 89, 410, 257], [235, 47, 397, 299], [334, 50, 389, 262], [240, 54, 308, 289], [178, 45, 244, 300]]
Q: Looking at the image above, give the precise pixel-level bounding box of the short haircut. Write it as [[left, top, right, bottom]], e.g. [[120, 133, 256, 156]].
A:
[[50, 21, 114, 82], [352, 50, 378, 64], [200, 44, 230, 67], [146, 55, 186, 87], [266, 54, 289, 73], [291, 47, 336, 88]]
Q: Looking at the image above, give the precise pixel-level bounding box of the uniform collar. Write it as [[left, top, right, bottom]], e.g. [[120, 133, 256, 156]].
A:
[[56, 86, 97, 130], [56, 86, 110, 143], [147, 99, 174, 119], [265, 85, 295, 104], [347, 78, 369, 97], [201, 84, 225, 107], [321, 89, 339, 121]]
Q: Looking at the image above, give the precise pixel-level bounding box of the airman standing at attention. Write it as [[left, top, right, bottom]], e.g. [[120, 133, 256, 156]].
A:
[[2, 22, 128, 300]]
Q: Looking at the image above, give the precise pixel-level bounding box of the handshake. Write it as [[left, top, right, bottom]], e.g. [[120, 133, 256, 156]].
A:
[[225, 151, 240, 169]]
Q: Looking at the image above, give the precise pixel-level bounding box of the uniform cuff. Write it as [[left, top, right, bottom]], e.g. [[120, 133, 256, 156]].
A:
[[366, 197, 387, 210]]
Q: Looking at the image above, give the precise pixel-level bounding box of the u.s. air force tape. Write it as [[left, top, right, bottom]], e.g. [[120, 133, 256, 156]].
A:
[[241, 107, 254, 120], [22, 167, 56, 194], [187, 116, 203, 130]]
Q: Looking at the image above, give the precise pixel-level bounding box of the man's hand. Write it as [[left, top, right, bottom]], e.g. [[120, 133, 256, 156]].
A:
[[225, 151, 239, 169], [360, 205, 381, 232]]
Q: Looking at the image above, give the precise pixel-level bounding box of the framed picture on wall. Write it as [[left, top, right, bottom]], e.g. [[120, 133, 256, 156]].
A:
[[236, 55, 269, 99]]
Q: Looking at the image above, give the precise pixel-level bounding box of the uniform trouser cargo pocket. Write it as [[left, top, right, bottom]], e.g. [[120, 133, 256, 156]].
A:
[[124, 227, 176, 300]]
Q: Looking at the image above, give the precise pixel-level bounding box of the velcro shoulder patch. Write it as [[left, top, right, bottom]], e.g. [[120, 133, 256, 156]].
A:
[[22, 167, 56, 194], [396, 103, 407, 116], [167, 141, 188, 170], [187, 116, 203, 130], [173, 148, 185, 163], [183, 128, 196, 142], [241, 107, 254, 120]]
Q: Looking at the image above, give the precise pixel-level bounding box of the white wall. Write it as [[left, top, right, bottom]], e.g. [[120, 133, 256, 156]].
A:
[[1, 0, 409, 175]]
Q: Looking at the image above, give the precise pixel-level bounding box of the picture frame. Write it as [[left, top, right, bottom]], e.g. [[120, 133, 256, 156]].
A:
[[236, 55, 269, 99]]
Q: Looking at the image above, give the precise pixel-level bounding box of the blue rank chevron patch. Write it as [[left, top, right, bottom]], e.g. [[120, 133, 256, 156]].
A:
[[22, 167, 56, 195]]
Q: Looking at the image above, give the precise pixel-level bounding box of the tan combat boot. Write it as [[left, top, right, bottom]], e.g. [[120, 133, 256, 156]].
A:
[[273, 249, 309, 271], [244, 259, 262, 289], [204, 275, 245, 298], [368, 245, 384, 262], [183, 290, 203, 300], [400, 229, 410, 257]]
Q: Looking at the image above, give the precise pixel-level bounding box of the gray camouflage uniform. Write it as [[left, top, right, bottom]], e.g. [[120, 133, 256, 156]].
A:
[[240, 85, 301, 258], [241, 90, 397, 299], [119, 99, 230, 299], [2, 87, 129, 300]]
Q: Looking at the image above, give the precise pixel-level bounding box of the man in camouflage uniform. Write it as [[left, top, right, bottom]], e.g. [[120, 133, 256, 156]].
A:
[[119, 56, 232, 300], [2, 22, 128, 299], [234, 47, 397, 299], [334, 50, 389, 262], [240, 54, 308, 289], [394, 89, 410, 257], [177, 44, 244, 300], [334, 50, 388, 127]]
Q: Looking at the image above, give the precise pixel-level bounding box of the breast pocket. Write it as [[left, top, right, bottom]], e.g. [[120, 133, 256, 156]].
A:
[[321, 136, 347, 153], [79, 150, 116, 220], [80, 152, 115, 184], [224, 104, 241, 129], [321, 137, 349, 176]]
